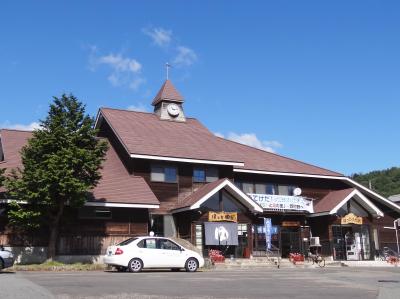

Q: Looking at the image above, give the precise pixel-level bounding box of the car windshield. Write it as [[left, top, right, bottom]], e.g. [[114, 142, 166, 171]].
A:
[[117, 238, 138, 246]]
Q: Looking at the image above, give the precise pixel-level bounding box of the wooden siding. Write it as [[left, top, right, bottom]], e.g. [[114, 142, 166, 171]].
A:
[[0, 207, 149, 255]]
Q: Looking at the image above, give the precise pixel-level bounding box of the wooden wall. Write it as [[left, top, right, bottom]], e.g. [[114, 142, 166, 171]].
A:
[[0, 207, 149, 255]]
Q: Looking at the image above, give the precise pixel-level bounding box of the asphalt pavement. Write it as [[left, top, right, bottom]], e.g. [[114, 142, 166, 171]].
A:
[[1, 267, 400, 299]]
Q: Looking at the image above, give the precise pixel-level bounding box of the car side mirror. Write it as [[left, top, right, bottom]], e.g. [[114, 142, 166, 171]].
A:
[[0, 245, 4, 251], [180, 247, 185, 252]]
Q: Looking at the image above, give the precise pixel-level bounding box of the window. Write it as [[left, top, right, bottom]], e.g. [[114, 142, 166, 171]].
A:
[[242, 182, 254, 194], [266, 184, 277, 195], [165, 167, 177, 182], [193, 167, 219, 183], [151, 164, 177, 183], [78, 207, 112, 219], [117, 238, 138, 246], [201, 193, 220, 211], [195, 224, 203, 251], [234, 181, 242, 189], [278, 185, 297, 196], [222, 191, 245, 212], [255, 183, 266, 194], [158, 239, 180, 251], [238, 224, 248, 236], [237, 180, 297, 196], [206, 167, 219, 182], [137, 238, 157, 249], [193, 168, 206, 182], [278, 185, 290, 195]]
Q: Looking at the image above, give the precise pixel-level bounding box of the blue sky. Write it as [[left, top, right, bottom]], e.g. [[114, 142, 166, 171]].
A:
[[1, 1, 399, 175]]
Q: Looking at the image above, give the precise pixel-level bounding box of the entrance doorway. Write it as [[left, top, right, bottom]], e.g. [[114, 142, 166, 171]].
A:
[[332, 225, 371, 260], [280, 227, 301, 257]]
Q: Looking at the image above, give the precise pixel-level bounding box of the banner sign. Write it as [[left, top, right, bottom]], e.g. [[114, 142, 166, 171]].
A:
[[341, 213, 363, 225], [264, 218, 272, 250], [208, 211, 238, 222], [248, 193, 313, 213], [204, 222, 238, 245]]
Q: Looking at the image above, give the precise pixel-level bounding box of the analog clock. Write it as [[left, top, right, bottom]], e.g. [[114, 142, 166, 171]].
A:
[[167, 103, 180, 117]]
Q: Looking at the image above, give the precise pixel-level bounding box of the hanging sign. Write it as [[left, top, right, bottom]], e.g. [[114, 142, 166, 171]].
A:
[[208, 211, 238, 222], [248, 193, 313, 213], [204, 222, 239, 245], [341, 213, 363, 225]]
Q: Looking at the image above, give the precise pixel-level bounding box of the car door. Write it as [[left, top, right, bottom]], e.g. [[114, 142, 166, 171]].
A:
[[157, 238, 185, 268], [136, 238, 164, 268]]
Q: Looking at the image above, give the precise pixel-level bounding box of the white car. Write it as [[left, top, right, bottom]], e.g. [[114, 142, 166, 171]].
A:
[[0, 245, 15, 270], [104, 236, 204, 273]]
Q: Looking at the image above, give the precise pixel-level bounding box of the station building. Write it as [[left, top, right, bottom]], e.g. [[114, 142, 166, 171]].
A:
[[1, 79, 399, 261]]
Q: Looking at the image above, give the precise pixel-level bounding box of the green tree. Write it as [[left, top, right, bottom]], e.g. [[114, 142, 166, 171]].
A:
[[5, 94, 108, 259], [352, 167, 400, 198], [0, 168, 4, 187]]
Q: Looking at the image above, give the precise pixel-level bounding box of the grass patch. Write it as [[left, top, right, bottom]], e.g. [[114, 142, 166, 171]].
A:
[[13, 261, 107, 271]]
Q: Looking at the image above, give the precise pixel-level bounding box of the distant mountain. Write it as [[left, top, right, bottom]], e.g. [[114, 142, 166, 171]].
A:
[[351, 167, 400, 198]]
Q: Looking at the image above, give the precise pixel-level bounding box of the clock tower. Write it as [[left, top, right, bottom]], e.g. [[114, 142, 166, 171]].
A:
[[152, 79, 186, 122]]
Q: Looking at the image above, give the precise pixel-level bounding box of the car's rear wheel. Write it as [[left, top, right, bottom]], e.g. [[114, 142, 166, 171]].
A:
[[185, 258, 198, 272], [128, 258, 143, 273]]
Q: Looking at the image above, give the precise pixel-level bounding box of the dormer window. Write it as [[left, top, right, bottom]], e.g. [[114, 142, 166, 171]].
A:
[[151, 164, 177, 183]]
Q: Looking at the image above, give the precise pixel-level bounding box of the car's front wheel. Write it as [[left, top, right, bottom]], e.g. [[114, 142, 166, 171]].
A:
[[128, 258, 143, 273], [185, 258, 198, 272]]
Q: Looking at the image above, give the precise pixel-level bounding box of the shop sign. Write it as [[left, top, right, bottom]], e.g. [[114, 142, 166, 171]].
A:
[[248, 193, 314, 213], [341, 213, 363, 225], [282, 221, 301, 227], [208, 211, 238, 222]]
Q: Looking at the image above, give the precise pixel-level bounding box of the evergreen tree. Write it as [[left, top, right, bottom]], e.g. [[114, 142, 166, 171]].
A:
[[0, 168, 4, 187], [5, 94, 108, 259]]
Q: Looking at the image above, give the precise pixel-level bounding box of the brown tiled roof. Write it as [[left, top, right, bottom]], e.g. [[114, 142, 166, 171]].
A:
[[100, 108, 343, 176], [313, 188, 355, 213], [173, 178, 227, 210], [217, 137, 343, 176], [0, 129, 159, 206], [100, 108, 243, 164], [151, 80, 184, 106], [89, 139, 159, 205], [0, 129, 32, 171]]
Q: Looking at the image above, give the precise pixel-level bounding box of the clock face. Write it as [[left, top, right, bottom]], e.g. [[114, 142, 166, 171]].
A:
[[167, 103, 180, 117]]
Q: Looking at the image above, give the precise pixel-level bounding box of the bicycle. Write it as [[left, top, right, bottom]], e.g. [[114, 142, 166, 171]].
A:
[[307, 252, 326, 267], [376, 247, 400, 264]]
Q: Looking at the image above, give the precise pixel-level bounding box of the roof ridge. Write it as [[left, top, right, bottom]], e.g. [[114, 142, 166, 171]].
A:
[[0, 128, 35, 133], [215, 136, 343, 176], [100, 106, 197, 120]]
